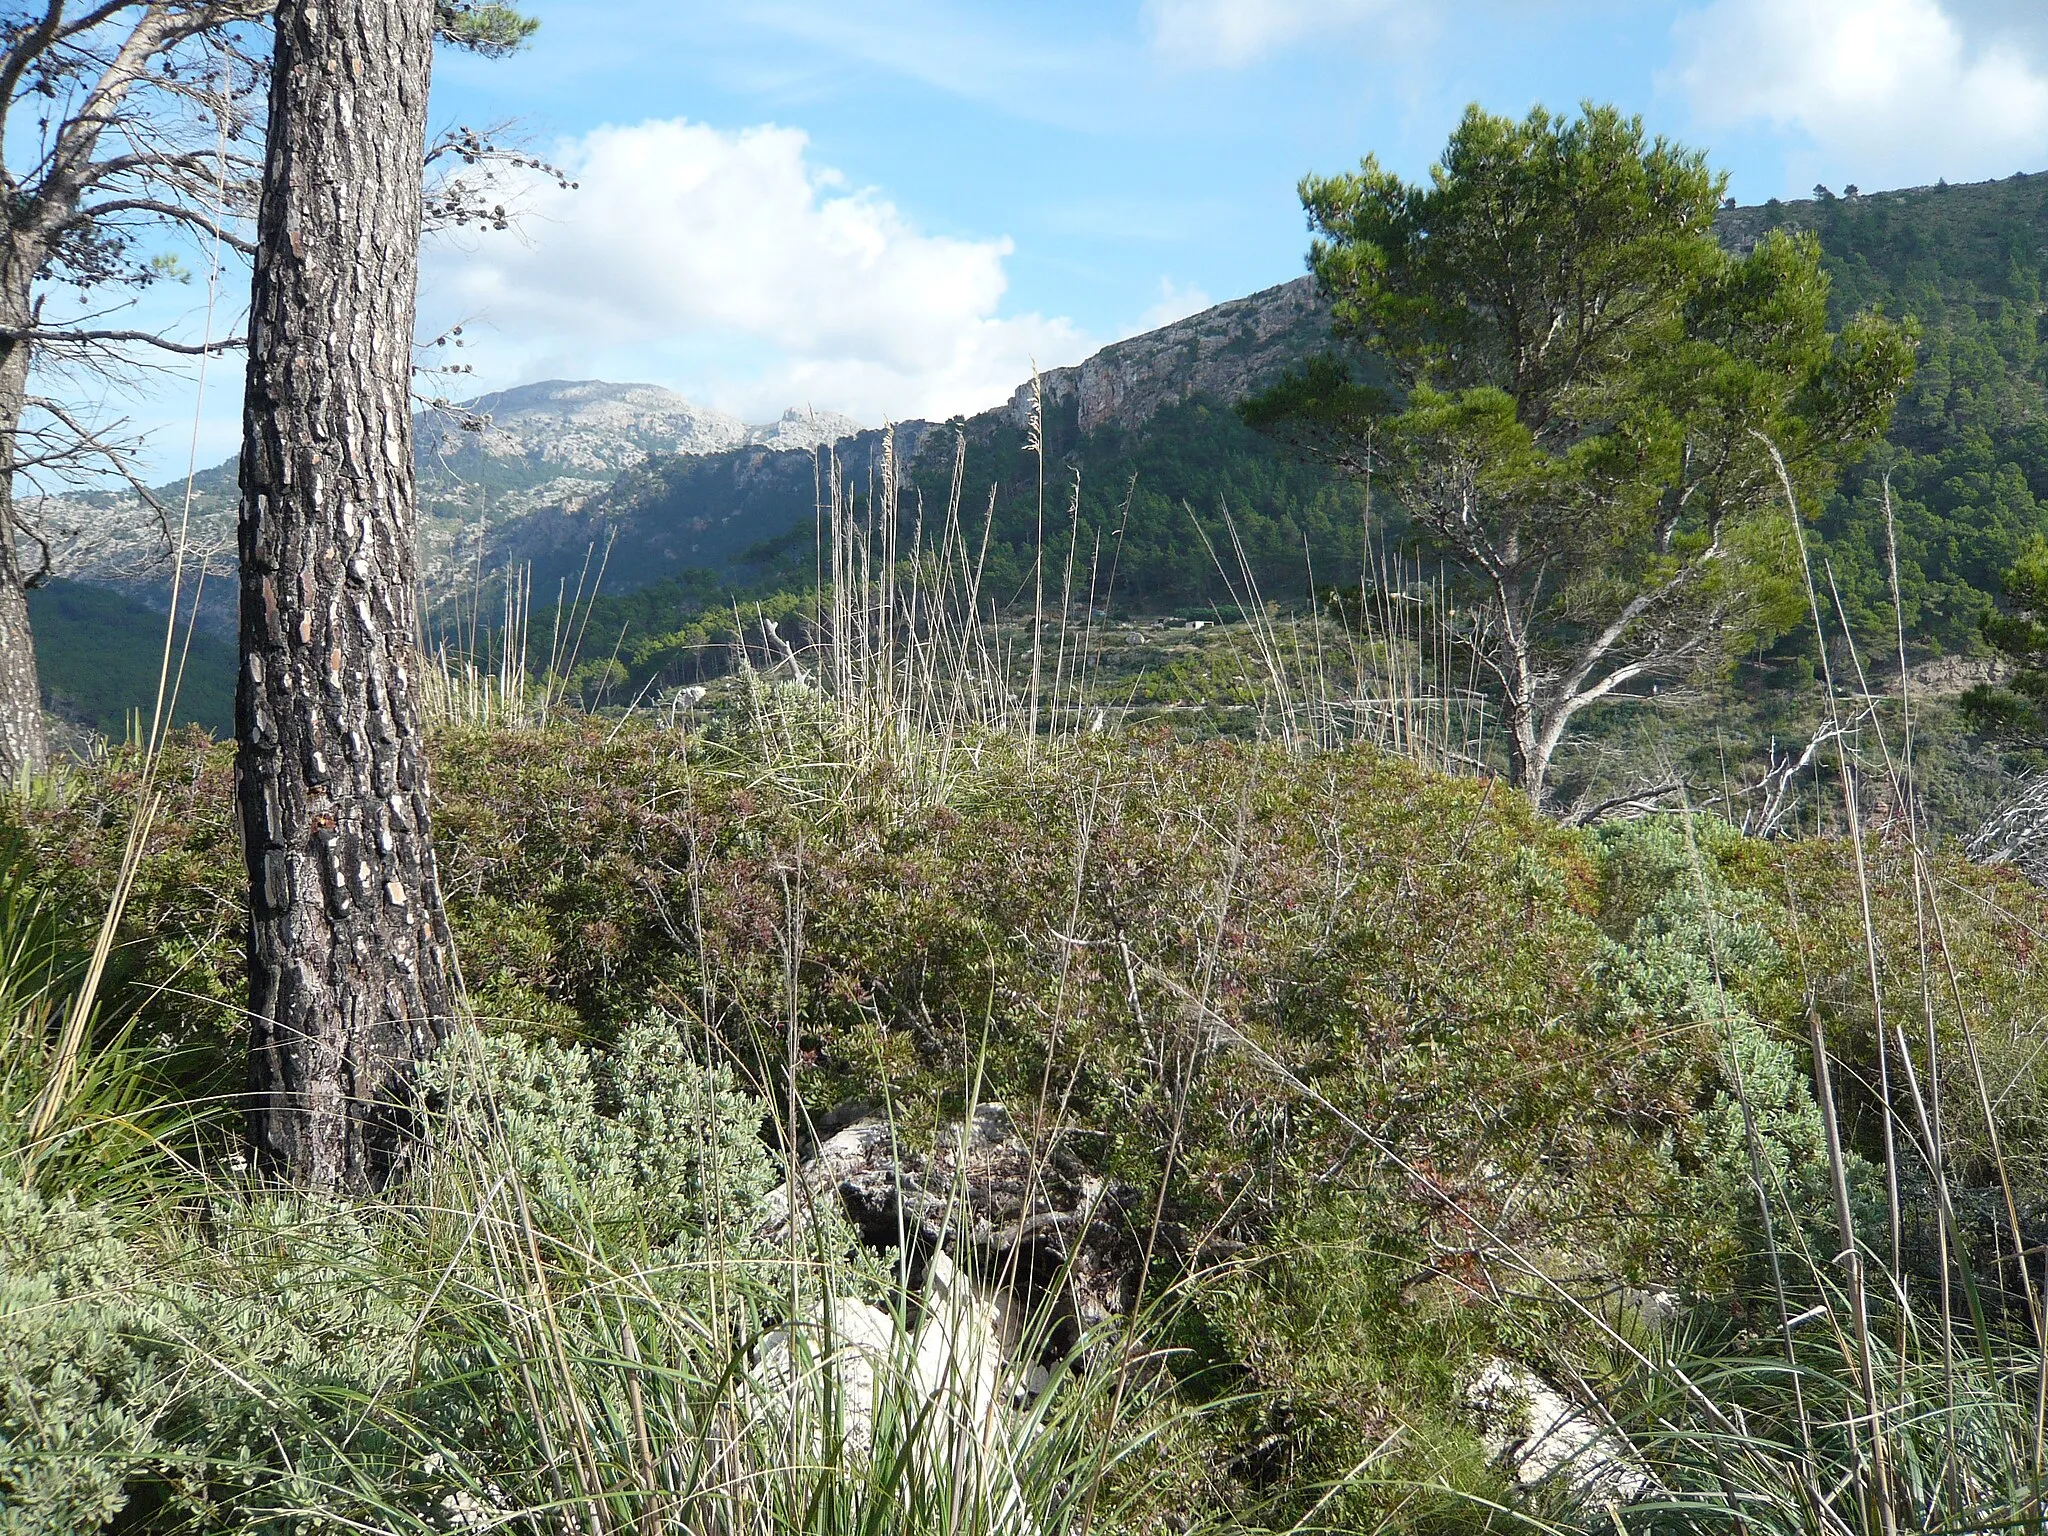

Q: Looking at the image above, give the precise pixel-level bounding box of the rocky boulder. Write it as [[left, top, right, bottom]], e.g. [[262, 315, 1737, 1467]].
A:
[[1465, 1358, 1654, 1506], [758, 1103, 1146, 1366]]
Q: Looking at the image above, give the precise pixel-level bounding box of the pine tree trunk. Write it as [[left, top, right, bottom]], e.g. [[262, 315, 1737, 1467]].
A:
[[0, 300, 49, 787], [238, 0, 453, 1191]]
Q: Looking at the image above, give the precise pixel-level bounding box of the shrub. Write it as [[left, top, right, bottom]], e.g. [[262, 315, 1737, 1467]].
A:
[[0, 1186, 166, 1535], [428, 1009, 780, 1251]]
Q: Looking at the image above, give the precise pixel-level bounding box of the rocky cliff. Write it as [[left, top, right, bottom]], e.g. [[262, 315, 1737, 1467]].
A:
[[1003, 276, 1327, 435]]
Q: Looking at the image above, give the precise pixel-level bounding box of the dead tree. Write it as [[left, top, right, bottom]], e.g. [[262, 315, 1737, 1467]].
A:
[[0, 1, 273, 783], [0, 2, 547, 787]]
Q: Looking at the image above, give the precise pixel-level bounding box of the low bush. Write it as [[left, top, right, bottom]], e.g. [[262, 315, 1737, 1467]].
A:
[[16, 717, 2048, 1530]]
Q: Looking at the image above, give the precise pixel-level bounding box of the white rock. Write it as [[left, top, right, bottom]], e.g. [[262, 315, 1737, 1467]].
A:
[[747, 1296, 898, 1456], [1465, 1357, 1653, 1505], [745, 407, 865, 454], [743, 1263, 1036, 1532]]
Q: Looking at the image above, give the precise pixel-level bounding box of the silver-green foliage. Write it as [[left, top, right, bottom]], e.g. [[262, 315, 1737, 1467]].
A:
[[0, 1186, 163, 1535], [0, 1011, 787, 1533], [1598, 815, 1877, 1259], [431, 1010, 779, 1249]]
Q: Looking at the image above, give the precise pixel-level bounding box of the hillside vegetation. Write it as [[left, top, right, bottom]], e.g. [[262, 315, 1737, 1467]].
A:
[[19, 101, 2048, 1534], [27, 579, 236, 739], [11, 698, 2048, 1531], [514, 174, 2048, 751], [37, 171, 2048, 768], [1728, 176, 2048, 654]]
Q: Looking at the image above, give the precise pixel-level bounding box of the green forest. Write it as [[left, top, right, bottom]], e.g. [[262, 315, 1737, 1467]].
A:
[[28, 580, 236, 739], [539, 172, 2048, 723]]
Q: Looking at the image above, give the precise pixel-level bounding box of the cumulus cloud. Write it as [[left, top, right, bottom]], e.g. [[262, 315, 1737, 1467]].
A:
[[1134, 277, 1213, 332], [1143, 0, 1399, 68], [1670, 0, 2048, 188], [419, 118, 1092, 424]]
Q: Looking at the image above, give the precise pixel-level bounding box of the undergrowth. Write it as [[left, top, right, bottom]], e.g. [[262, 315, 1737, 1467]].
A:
[[12, 708, 2048, 1532]]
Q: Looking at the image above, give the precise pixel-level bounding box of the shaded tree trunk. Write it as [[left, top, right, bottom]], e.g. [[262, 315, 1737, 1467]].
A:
[[0, 335, 48, 787], [0, 258, 48, 784], [238, 0, 453, 1191]]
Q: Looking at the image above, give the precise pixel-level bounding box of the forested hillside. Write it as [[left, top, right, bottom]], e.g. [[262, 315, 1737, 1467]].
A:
[[35, 173, 2048, 746], [1724, 177, 2048, 652], [27, 579, 235, 738], [537, 173, 2048, 714]]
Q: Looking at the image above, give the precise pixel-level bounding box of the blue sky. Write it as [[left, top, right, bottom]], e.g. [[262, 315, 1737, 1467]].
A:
[[91, 0, 2048, 478]]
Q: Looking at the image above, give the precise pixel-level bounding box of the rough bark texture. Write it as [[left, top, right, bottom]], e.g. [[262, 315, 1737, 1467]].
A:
[[238, 0, 453, 1191], [0, 298, 47, 786]]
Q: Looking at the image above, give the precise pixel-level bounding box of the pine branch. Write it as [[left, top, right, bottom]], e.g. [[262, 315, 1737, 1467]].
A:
[[0, 324, 243, 354]]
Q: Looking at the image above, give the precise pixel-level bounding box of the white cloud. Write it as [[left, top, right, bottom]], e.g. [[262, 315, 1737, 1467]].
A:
[[1133, 276, 1213, 333], [1143, 0, 1399, 68], [420, 118, 1092, 424], [1670, 0, 2048, 189]]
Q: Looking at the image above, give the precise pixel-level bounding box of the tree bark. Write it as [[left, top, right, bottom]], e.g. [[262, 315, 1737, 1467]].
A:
[[238, 0, 453, 1191], [1502, 701, 1542, 801], [0, 304, 48, 787]]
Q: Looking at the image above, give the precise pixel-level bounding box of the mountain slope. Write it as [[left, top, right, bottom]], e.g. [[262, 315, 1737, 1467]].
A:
[[1717, 175, 2048, 653], [29, 578, 236, 739], [500, 277, 1336, 609], [531, 177, 2048, 707], [31, 380, 871, 739], [1012, 275, 1327, 434], [41, 167, 2048, 742], [41, 380, 871, 626]]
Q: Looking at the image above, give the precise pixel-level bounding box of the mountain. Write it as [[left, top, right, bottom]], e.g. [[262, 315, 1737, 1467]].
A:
[[43, 160, 2048, 737], [523, 177, 2048, 706], [414, 381, 864, 515], [1004, 275, 1327, 435], [38, 381, 871, 631], [494, 277, 1335, 610], [1714, 173, 2048, 655], [467, 422, 943, 606], [29, 379, 871, 737]]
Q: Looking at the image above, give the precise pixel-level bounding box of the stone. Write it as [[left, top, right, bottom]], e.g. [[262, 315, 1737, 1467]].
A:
[[1465, 1357, 1654, 1506], [1004, 277, 1330, 437], [1970, 772, 2048, 889], [757, 1102, 1146, 1367], [746, 1295, 900, 1457], [743, 1255, 1034, 1531]]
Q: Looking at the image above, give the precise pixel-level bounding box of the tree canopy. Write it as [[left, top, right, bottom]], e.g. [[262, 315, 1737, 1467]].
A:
[[1246, 103, 1915, 801], [1962, 535, 2048, 752]]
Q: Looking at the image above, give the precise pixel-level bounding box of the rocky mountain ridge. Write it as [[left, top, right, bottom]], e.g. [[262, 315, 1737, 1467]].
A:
[[1001, 276, 1325, 435], [38, 381, 873, 628], [42, 278, 1333, 625], [472, 277, 1334, 601], [417, 380, 863, 481]]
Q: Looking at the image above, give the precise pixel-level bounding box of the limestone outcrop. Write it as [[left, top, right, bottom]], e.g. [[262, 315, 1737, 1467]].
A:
[[758, 1103, 1146, 1367]]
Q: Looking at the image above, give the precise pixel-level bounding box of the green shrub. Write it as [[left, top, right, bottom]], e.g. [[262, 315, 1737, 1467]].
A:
[[0, 1186, 165, 1535], [23, 720, 2044, 1531], [1594, 815, 1883, 1281], [429, 1009, 779, 1251]]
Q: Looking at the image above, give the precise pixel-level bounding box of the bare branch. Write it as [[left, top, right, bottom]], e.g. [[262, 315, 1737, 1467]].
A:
[[10, 505, 52, 585], [0, 3, 70, 158], [74, 197, 258, 252], [22, 390, 169, 531], [1746, 717, 1846, 838], [1562, 779, 1687, 828], [0, 324, 243, 354]]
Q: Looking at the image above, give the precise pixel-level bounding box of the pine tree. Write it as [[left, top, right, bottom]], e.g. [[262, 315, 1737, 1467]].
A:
[[237, 0, 475, 1189], [1246, 105, 1915, 803]]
